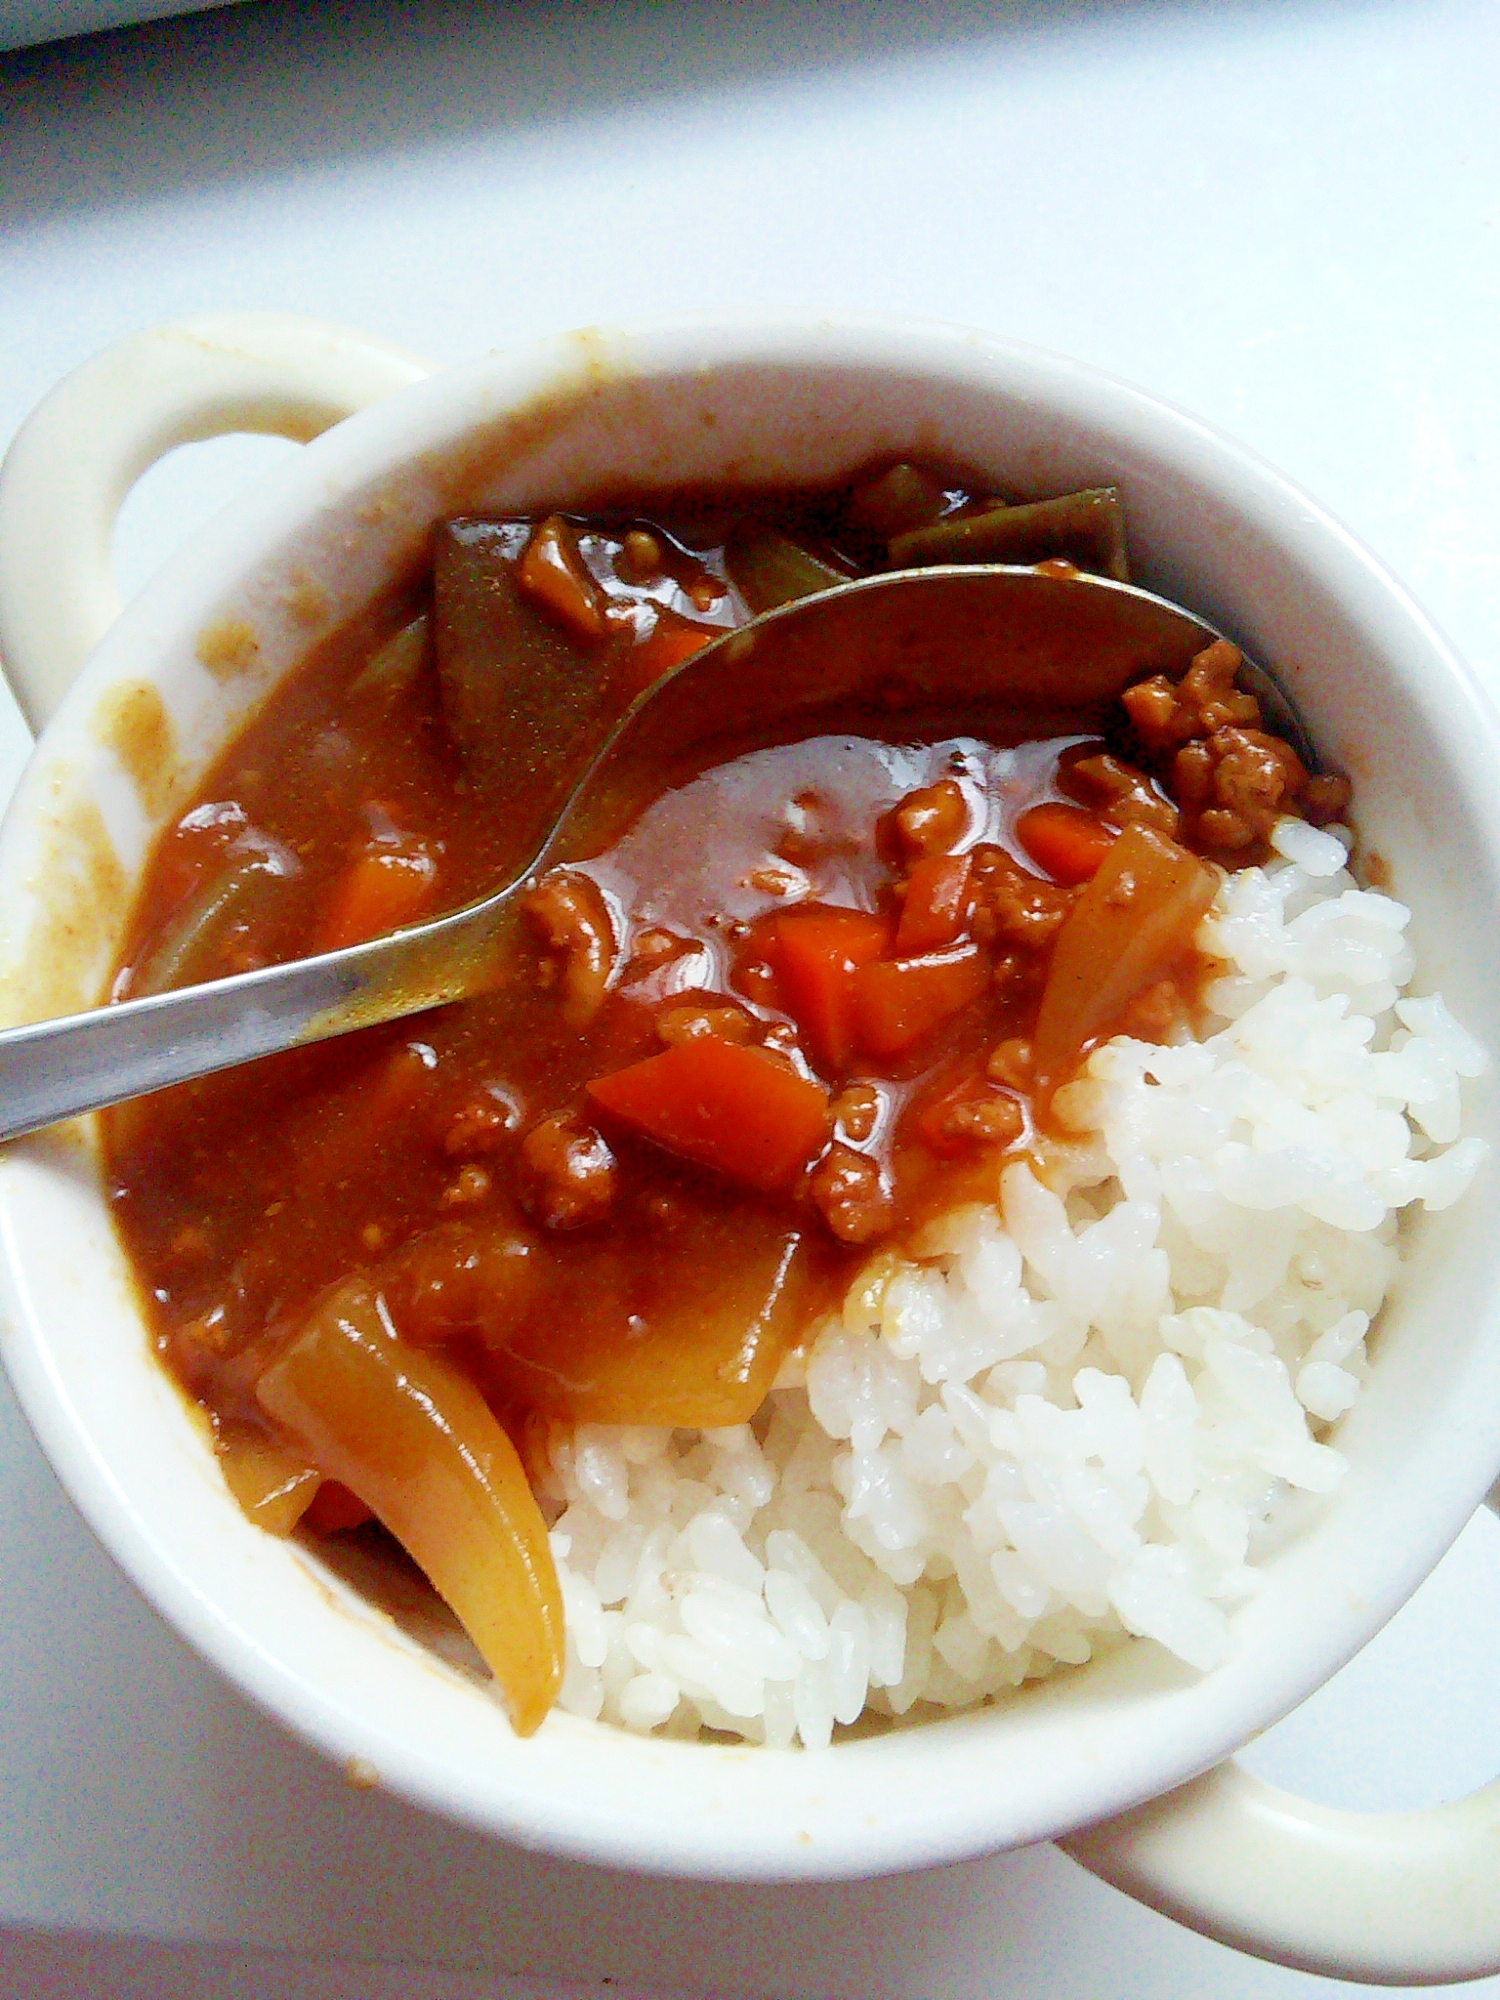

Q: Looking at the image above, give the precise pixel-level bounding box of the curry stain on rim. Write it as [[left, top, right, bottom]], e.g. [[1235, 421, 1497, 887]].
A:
[[93, 679, 186, 825], [2, 345, 648, 1059], [0, 782, 126, 1033]]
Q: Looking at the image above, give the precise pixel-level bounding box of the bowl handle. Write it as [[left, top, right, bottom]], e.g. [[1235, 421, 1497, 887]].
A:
[[0, 312, 432, 732], [1062, 1494, 1500, 1986]]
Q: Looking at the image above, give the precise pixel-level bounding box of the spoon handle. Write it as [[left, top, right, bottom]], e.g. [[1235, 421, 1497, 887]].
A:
[[0, 898, 511, 1143]]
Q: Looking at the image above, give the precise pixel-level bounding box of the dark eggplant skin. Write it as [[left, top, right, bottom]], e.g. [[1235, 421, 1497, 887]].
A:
[[433, 519, 616, 856], [889, 486, 1130, 583]]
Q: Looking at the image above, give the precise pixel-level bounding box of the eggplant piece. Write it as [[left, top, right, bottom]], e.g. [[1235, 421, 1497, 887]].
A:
[[846, 462, 949, 539], [889, 486, 1131, 582], [347, 614, 431, 709], [723, 525, 848, 614], [433, 520, 615, 861]]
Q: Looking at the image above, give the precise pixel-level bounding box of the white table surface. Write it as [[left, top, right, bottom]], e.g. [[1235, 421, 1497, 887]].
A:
[[3, 1, 1500, 1993]]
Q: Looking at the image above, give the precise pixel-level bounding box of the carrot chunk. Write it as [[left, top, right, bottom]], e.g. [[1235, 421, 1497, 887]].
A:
[[1015, 801, 1119, 884], [320, 841, 437, 951], [623, 615, 714, 694], [851, 945, 990, 1057], [895, 851, 974, 953], [765, 906, 891, 1070], [588, 1038, 829, 1194]]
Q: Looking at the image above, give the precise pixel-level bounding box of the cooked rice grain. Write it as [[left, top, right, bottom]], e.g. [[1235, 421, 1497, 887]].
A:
[[540, 827, 1488, 1745]]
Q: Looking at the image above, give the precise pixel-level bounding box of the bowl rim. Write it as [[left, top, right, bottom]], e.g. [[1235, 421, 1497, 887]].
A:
[[2, 309, 1499, 1881]]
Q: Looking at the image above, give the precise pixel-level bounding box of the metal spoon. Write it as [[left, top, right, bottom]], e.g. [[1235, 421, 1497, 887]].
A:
[[0, 564, 1294, 1143]]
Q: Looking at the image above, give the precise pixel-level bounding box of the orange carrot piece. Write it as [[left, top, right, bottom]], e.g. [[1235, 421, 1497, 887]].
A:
[[320, 842, 437, 951], [588, 1038, 830, 1194], [895, 851, 974, 953], [766, 906, 891, 1070], [851, 946, 990, 1058], [518, 516, 606, 642], [623, 616, 715, 693], [1015, 801, 1119, 885]]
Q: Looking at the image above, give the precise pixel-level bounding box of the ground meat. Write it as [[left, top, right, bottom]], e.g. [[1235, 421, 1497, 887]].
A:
[[1301, 770, 1354, 825], [1123, 639, 1260, 749], [759, 1021, 805, 1063], [1189, 725, 1306, 849], [1065, 751, 1179, 835], [927, 1090, 1025, 1151], [808, 1143, 895, 1243], [986, 1037, 1033, 1089], [743, 863, 807, 897], [379, 1221, 537, 1346], [1123, 639, 1351, 849], [655, 1003, 753, 1046], [890, 778, 969, 859], [442, 1082, 524, 1157], [969, 845, 1076, 949], [775, 791, 832, 866], [617, 529, 664, 583], [624, 925, 685, 970], [440, 1163, 493, 1207], [1115, 977, 1187, 1042], [830, 1082, 880, 1142], [523, 870, 616, 1026], [517, 1113, 617, 1229], [990, 950, 1035, 1002]]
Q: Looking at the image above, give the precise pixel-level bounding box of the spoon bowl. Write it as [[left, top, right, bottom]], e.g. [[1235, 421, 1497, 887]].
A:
[[0, 562, 1263, 1141]]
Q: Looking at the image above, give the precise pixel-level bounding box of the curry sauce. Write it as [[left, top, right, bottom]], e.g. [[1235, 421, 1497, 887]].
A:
[[104, 463, 1348, 1730]]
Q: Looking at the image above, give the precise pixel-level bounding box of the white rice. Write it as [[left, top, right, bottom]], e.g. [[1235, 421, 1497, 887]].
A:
[[538, 821, 1489, 1747]]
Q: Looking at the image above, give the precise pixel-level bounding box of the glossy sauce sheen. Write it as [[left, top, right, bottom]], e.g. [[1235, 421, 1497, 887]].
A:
[[109, 712, 1099, 1415], [103, 467, 1345, 1730]]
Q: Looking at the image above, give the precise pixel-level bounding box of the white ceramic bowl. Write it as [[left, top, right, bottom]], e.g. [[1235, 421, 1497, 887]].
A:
[[1, 313, 1499, 1984]]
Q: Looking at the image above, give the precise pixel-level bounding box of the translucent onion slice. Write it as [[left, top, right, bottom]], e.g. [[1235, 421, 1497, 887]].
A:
[[217, 1425, 319, 1536], [1033, 821, 1217, 1089], [257, 1275, 563, 1734]]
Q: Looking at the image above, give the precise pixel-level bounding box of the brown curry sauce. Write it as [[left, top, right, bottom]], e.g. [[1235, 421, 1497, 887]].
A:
[[102, 463, 1348, 1729]]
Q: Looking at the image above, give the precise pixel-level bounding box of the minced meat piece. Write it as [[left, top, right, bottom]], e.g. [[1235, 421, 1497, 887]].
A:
[[442, 1082, 524, 1157], [969, 845, 1076, 949], [1123, 639, 1260, 750], [890, 778, 969, 859], [1126, 640, 1350, 849], [1065, 751, 1179, 835], [808, 1143, 894, 1243], [927, 1090, 1024, 1151], [1189, 725, 1307, 849], [517, 1113, 617, 1229], [523, 869, 616, 1026], [655, 1003, 754, 1047]]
